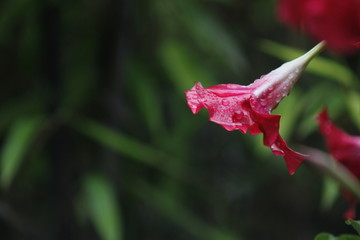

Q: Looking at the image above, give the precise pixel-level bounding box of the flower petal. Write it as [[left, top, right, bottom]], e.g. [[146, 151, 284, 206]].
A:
[[184, 43, 324, 174], [317, 109, 360, 178], [270, 136, 307, 175], [250, 41, 325, 113], [185, 83, 254, 133], [278, 0, 360, 54], [342, 189, 357, 220], [185, 83, 206, 114], [185, 82, 306, 174], [317, 109, 360, 219]]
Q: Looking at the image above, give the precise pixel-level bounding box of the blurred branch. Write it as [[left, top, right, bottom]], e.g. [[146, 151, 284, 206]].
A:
[[302, 146, 360, 200]]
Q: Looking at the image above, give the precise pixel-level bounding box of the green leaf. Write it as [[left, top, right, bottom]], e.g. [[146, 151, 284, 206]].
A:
[[320, 176, 339, 210], [0, 115, 44, 188], [70, 118, 177, 174], [156, 0, 246, 75], [346, 220, 360, 235], [315, 225, 360, 240], [339, 234, 360, 240], [159, 40, 216, 92], [83, 174, 123, 240], [346, 91, 360, 130], [127, 61, 167, 140], [131, 179, 240, 240], [314, 233, 338, 240], [0, 91, 46, 135], [297, 84, 345, 138], [176, 0, 246, 74], [273, 89, 303, 139]]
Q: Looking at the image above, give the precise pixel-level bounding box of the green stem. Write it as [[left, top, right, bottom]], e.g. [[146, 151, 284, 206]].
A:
[[302, 146, 360, 200], [302, 41, 326, 65]]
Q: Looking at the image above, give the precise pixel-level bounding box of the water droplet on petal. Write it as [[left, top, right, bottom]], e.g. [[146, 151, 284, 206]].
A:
[[260, 101, 267, 106], [268, 86, 274, 91], [270, 145, 284, 155], [222, 99, 230, 106], [232, 111, 244, 122]]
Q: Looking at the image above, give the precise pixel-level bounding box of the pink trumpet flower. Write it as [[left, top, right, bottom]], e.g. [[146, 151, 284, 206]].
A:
[[317, 109, 360, 219], [185, 42, 325, 174]]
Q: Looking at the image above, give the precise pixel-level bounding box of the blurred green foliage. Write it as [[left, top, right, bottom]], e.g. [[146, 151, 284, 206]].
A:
[[0, 0, 359, 239], [314, 220, 360, 240]]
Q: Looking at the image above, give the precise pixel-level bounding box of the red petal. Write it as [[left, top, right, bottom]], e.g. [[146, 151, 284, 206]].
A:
[[185, 82, 306, 174], [317, 109, 360, 219], [278, 0, 360, 54], [342, 189, 357, 220], [185, 83, 255, 133], [248, 107, 281, 146], [185, 83, 206, 114], [317, 109, 360, 178], [270, 136, 307, 175]]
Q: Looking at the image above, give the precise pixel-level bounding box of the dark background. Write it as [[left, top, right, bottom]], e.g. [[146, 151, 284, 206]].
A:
[[0, 0, 359, 239]]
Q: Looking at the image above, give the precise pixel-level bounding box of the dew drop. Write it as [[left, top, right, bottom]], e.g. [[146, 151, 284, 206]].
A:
[[268, 86, 274, 91], [232, 111, 244, 122], [222, 99, 230, 106], [260, 101, 267, 106]]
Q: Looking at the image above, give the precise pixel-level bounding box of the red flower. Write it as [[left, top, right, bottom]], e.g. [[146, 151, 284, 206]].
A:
[[185, 42, 324, 175], [317, 109, 360, 219], [277, 0, 360, 54]]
